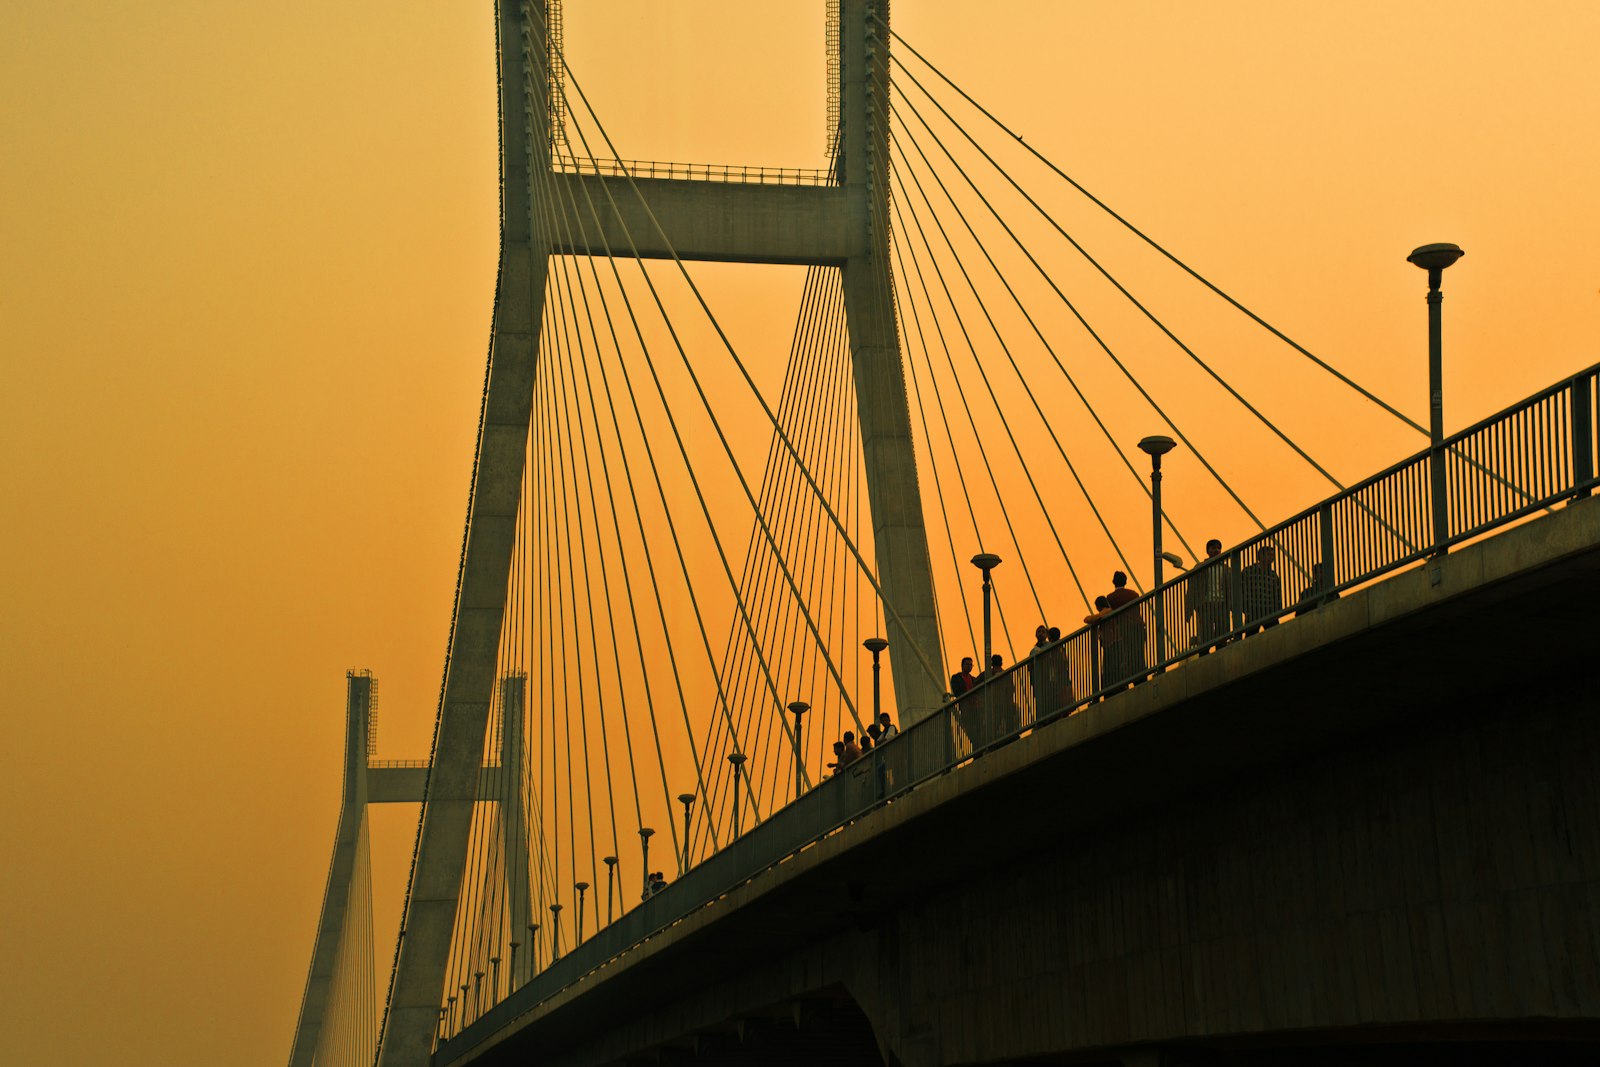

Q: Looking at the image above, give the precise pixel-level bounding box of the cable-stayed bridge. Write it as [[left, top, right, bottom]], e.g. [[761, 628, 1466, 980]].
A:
[[288, 3, 1600, 1065]]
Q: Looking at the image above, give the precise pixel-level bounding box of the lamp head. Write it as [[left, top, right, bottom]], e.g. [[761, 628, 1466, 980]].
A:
[[676, 792, 696, 806], [862, 637, 889, 653], [1138, 434, 1177, 458], [970, 552, 1002, 571], [727, 752, 747, 767], [1407, 242, 1465, 273], [787, 700, 811, 716]]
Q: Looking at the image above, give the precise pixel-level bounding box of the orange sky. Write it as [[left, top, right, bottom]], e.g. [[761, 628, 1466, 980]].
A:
[[2, 3, 1597, 1063]]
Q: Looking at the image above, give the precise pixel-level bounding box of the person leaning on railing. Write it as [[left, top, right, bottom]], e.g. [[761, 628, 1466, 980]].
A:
[[1028, 625, 1073, 721], [949, 656, 981, 749], [1083, 596, 1112, 696], [1104, 571, 1146, 687], [982, 654, 1021, 744], [1240, 545, 1283, 635], [1294, 561, 1339, 617], [1185, 538, 1234, 654]]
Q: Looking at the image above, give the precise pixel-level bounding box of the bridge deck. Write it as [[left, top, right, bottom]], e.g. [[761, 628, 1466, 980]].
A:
[[440, 493, 1600, 1066]]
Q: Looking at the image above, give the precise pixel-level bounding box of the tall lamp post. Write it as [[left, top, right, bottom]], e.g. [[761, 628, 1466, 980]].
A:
[[969, 554, 1002, 674], [863, 638, 888, 726], [1407, 242, 1465, 552], [573, 882, 589, 944], [602, 855, 617, 925], [637, 827, 654, 901], [676, 792, 695, 873], [785, 703, 808, 801], [1138, 435, 1177, 666], [727, 752, 747, 839]]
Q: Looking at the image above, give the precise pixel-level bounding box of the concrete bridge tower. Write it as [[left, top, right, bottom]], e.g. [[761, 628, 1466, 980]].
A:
[[373, 2, 943, 1063]]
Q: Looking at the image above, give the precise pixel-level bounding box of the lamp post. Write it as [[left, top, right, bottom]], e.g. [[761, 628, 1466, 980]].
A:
[[969, 554, 1002, 673], [676, 793, 695, 873], [1407, 242, 1465, 551], [602, 855, 617, 925], [785, 704, 808, 800], [548, 903, 563, 961], [573, 882, 588, 944], [1138, 435, 1177, 665], [727, 752, 747, 839], [638, 827, 654, 901], [863, 637, 888, 725]]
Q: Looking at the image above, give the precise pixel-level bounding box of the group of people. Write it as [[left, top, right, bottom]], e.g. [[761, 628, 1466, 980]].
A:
[[945, 626, 1076, 751], [943, 539, 1342, 740], [825, 712, 898, 775], [1185, 539, 1339, 648]]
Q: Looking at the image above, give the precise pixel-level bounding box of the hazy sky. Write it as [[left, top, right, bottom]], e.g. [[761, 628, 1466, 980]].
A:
[[2, 2, 1596, 1064]]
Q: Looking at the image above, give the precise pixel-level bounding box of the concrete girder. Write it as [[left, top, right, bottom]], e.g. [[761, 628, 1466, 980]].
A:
[[547, 172, 849, 265]]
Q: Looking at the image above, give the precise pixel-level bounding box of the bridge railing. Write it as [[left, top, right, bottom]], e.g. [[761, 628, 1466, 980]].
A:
[[439, 362, 1599, 1060], [551, 154, 837, 186], [1037, 362, 1600, 707]]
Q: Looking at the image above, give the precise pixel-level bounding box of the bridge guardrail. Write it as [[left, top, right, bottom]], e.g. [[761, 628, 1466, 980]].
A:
[[440, 362, 1599, 1059], [551, 154, 837, 186]]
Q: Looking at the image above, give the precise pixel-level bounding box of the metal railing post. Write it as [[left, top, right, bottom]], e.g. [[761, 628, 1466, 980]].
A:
[[1319, 502, 1336, 595], [1574, 373, 1595, 495]]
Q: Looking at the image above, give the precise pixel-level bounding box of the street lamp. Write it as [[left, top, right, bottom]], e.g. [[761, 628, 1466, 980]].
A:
[[863, 638, 888, 729], [785, 703, 809, 800], [727, 752, 747, 839], [676, 792, 695, 873], [969, 553, 1002, 676], [602, 855, 617, 925], [574, 882, 589, 944], [638, 827, 654, 901], [1139, 435, 1177, 668], [1407, 242, 1465, 551], [548, 903, 563, 961]]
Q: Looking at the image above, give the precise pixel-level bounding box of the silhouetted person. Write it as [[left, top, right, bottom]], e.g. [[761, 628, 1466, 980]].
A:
[[950, 656, 977, 697], [1104, 571, 1146, 685], [841, 730, 861, 763], [950, 656, 982, 751], [867, 723, 882, 742], [878, 712, 897, 740], [1295, 561, 1339, 617], [1240, 544, 1283, 634], [1041, 625, 1072, 714], [1028, 624, 1051, 722], [982, 653, 1020, 743], [860, 731, 874, 751], [1084, 595, 1112, 695], [828, 739, 845, 775], [1186, 538, 1233, 654]]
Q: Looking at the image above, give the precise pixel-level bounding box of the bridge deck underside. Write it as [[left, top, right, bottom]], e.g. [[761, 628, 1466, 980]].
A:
[[443, 498, 1600, 1067]]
